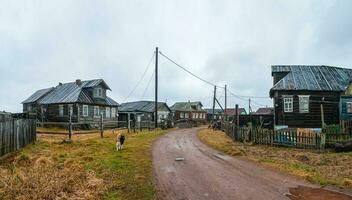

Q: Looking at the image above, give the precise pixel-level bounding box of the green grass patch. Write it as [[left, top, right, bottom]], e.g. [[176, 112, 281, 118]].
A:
[[0, 129, 167, 200]]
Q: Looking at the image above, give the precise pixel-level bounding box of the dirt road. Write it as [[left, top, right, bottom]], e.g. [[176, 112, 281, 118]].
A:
[[152, 128, 352, 200]]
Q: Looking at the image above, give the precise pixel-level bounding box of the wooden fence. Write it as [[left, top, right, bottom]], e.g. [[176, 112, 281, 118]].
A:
[[223, 123, 325, 149], [0, 115, 36, 157]]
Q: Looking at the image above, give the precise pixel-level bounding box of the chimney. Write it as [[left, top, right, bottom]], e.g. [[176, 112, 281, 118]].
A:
[[76, 79, 82, 86], [58, 82, 62, 86]]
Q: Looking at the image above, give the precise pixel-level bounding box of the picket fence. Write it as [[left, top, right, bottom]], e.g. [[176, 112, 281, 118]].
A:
[[0, 116, 36, 156], [223, 123, 325, 149]]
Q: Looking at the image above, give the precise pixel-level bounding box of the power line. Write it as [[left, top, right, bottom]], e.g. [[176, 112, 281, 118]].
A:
[[141, 70, 155, 100], [123, 53, 155, 102], [159, 51, 224, 89]]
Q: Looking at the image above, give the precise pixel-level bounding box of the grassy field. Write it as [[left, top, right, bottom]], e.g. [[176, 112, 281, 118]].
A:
[[0, 128, 167, 200], [198, 128, 352, 189]]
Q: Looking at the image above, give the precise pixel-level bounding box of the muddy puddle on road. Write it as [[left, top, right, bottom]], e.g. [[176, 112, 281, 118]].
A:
[[287, 186, 352, 200]]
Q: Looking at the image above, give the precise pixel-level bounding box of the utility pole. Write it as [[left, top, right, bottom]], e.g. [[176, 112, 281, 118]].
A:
[[248, 98, 251, 114], [155, 47, 158, 128], [224, 84, 227, 121], [212, 85, 217, 122]]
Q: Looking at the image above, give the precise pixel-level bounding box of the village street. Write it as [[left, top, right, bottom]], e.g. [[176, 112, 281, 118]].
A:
[[152, 128, 352, 200]]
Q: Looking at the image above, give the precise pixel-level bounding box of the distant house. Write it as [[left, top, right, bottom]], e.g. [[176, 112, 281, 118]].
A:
[[270, 65, 352, 128], [171, 101, 207, 123], [22, 79, 119, 126], [118, 101, 171, 124], [204, 108, 247, 122], [204, 109, 223, 121], [254, 107, 274, 115]]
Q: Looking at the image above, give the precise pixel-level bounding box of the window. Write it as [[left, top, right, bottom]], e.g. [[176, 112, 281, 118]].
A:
[[192, 113, 196, 118], [106, 107, 111, 118], [68, 104, 73, 115], [94, 88, 103, 98], [347, 102, 352, 113], [111, 107, 116, 117], [185, 113, 189, 118], [283, 97, 293, 112], [83, 105, 89, 116], [299, 95, 309, 113], [27, 105, 32, 112], [94, 106, 100, 116], [180, 112, 184, 118], [59, 104, 64, 116]]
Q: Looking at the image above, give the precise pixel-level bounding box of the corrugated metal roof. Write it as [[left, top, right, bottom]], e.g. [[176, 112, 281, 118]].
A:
[[119, 101, 170, 113], [271, 65, 352, 92], [170, 101, 205, 112], [255, 107, 274, 115], [23, 79, 118, 106], [22, 87, 54, 104]]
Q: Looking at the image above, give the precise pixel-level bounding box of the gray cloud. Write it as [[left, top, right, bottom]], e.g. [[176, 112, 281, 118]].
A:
[[0, 0, 351, 112]]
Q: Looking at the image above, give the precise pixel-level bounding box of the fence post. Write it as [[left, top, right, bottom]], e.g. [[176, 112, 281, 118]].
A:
[[320, 132, 326, 150], [235, 104, 239, 140], [127, 113, 131, 133], [100, 113, 104, 138], [68, 112, 72, 141]]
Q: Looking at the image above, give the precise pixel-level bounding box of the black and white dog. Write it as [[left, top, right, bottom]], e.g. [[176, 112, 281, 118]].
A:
[[116, 133, 125, 151]]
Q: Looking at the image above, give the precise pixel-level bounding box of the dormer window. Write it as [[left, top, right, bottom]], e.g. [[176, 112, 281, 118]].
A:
[[94, 87, 104, 98]]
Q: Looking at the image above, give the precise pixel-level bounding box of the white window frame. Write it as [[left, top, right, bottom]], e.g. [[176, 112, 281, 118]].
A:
[[283, 97, 293, 113], [59, 104, 64, 116], [192, 113, 196, 119], [111, 107, 116, 118], [185, 113, 189, 118], [106, 107, 111, 118], [94, 106, 100, 116], [298, 95, 309, 113], [180, 112, 184, 118], [347, 102, 352, 113], [94, 87, 103, 98], [83, 105, 89, 116]]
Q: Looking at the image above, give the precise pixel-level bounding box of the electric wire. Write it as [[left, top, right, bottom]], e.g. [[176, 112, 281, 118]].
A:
[[123, 53, 155, 102]]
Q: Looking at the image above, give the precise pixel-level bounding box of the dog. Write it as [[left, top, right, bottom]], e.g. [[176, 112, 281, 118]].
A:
[[116, 133, 125, 151]]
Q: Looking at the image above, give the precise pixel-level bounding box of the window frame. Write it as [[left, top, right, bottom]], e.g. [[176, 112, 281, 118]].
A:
[[111, 107, 116, 118], [94, 106, 100, 117], [283, 96, 293, 113], [82, 105, 89, 117], [298, 95, 310, 113], [59, 104, 64, 116], [94, 87, 104, 98], [347, 102, 352, 113], [185, 113, 189, 118], [106, 107, 111, 118]]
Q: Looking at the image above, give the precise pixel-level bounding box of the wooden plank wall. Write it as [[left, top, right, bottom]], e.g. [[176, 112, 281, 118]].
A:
[[0, 117, 36, 157]]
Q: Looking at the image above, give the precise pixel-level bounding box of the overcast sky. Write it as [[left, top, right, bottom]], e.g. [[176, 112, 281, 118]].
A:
[[1, 0, 352, 113]]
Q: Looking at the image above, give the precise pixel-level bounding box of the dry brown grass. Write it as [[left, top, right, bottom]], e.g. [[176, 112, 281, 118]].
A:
[[0, 129, 166, 200], [198, 128, 352, 189]]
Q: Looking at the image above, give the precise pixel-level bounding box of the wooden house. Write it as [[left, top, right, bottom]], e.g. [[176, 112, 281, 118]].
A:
[[118, 101, 171, 126], [270, 65, 352, 128], [171, 101, 207, 123], [254, 107, 274, 115], [22, 79, 119, 126], [340, 82, 352, 120]]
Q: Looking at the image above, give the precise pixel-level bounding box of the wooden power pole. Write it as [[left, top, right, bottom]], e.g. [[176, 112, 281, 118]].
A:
[[225, 84, 227, 121], [155, 47, 158, 128], [212, 86, 217, 122]]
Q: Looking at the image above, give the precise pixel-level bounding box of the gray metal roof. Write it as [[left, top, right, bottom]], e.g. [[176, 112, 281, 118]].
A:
[[119, 101, 171, 113], [22, 87, 54, 104], [170, 101, 205, 112], [23, 79, 118, 106], [271, 65, 352, 92]]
